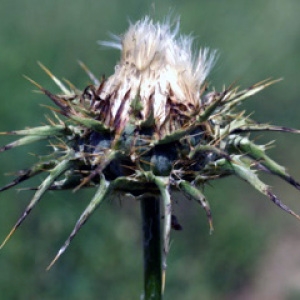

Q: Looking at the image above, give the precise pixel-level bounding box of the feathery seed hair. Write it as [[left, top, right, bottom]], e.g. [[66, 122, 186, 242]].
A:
[[100, 16, 216, 128]]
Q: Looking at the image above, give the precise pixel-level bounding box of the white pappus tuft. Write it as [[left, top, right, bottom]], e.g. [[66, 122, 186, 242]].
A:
[[99, 16, 217, 127]]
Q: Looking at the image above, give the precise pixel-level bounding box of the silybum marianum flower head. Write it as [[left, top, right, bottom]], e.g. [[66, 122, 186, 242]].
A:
[[1, 16, 300, 272], [99, 16, 216, 131]]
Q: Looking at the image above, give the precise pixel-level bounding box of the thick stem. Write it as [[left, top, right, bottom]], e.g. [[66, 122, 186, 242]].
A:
[[140, 195, 162, 300]]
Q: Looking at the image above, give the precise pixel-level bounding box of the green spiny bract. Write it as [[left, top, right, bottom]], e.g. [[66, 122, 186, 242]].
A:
[[1, 17, 300, 272]]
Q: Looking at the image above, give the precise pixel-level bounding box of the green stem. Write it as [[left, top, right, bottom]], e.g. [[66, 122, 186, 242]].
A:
[[140, 195, 162, 300]]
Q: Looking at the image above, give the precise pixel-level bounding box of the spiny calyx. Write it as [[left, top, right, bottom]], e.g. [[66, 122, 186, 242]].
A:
[[1, 17, 300, 273]]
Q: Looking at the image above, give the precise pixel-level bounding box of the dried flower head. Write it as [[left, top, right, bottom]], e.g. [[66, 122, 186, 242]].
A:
[[1, 16, 300, 283], [99, 16, 216, 129]]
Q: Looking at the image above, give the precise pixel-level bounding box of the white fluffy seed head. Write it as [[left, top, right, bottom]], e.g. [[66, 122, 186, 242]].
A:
[[99, 16, 216, 127]]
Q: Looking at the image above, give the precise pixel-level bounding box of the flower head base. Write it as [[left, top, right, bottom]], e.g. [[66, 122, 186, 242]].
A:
[[1, 16, 300, 277]]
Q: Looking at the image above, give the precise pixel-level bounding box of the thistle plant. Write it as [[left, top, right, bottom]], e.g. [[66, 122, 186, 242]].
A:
[[1, 16, 300, 299]]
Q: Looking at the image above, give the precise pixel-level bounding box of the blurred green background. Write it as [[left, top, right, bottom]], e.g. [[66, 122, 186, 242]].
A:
[[1, 0, 300, 299]]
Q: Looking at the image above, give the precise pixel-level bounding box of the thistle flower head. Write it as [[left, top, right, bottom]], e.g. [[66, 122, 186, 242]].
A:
[[99, 16, 216, 129], [1, 16, 300, 280]]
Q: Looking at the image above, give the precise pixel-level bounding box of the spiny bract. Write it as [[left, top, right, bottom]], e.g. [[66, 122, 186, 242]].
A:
[[1, 16, 300, 271]]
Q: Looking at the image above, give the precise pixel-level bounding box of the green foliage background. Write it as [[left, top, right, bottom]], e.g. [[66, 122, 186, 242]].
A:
[[1, 1, 300, 299]]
